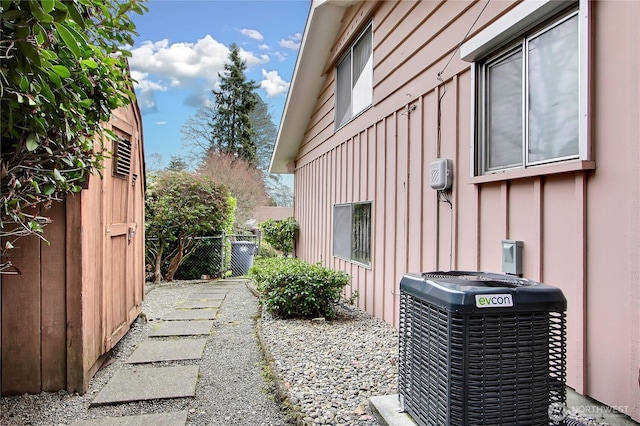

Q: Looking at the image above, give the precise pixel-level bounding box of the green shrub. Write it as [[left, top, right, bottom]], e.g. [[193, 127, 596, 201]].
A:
[[249, 258, 351, 319], [259, 217, 298, 256], [257, 240, 279, 258]]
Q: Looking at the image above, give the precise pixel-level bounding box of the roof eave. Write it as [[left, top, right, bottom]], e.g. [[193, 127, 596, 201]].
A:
[[269, 0, 352, 174]]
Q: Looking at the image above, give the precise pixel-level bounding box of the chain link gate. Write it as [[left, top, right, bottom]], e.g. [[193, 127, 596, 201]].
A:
[[146, 233, 260, 281]]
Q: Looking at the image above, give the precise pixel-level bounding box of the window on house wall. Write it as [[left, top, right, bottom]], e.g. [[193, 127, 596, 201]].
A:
[[333, 202, 371, 265], [462, 1, 589, 177], [335, 24, 373, 130]]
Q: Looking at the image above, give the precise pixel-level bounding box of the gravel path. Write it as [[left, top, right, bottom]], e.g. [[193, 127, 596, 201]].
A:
[[0, 280, 289, 426]]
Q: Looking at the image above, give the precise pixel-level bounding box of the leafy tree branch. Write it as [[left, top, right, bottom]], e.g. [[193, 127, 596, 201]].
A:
[[145, 171, 234, 282], [0, 0, 147, 256]]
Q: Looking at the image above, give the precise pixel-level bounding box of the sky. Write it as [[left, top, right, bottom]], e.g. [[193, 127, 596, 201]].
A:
[[128, 0, 311, 173]]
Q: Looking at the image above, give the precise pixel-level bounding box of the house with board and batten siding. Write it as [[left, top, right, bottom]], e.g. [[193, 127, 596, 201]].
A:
[[271, 0, 639, 421]]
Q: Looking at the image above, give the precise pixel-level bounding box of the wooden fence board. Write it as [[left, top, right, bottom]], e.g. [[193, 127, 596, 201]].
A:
[[40, 202, 68, 390], [1, 233, 42, 394], [65, 194, 85, 393]]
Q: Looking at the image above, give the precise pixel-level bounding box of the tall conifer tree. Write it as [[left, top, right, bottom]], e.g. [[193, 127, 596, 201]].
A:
[[211, 44, 259, 164], [180, 47, 293, 207], [251, 96, 277, 172]]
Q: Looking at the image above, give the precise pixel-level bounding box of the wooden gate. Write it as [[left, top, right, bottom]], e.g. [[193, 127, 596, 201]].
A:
[[103, 132, 142, 352]]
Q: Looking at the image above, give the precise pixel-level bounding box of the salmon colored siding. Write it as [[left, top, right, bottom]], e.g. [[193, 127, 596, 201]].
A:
[[290, 0, 639, 421]]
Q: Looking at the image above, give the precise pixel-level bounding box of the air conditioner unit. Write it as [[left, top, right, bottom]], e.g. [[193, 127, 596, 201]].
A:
[[398, 271, 567, 426]]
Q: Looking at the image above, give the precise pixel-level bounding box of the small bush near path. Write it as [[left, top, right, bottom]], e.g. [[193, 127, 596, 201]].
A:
[[257, 240, 279, 258], [249, 258, 351, 320]]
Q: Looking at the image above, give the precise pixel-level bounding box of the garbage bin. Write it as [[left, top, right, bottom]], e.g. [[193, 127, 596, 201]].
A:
[[230, 241, 257, 276], [398, 271, 567, 426]]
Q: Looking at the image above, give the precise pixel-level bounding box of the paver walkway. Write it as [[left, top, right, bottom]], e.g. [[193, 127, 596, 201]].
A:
[[148, 320, 214, 337], [71, 279, 285, 426], [163, 308, 219, 320], [85, 282, 231, 422], [125, 339, 207, 364], [178, 300, 223, 309], [90, 365, 200, 406]]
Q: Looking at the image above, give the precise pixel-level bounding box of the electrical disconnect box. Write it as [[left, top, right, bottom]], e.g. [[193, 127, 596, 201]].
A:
[[502, 239, 524, 276], [430, 158, 453, 190]]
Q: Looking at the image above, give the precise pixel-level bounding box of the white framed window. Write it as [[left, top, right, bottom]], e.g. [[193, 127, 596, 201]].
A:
[[333, 202, 371, 266], [462, 1, 589, 177], [335, 24, 373, 130]]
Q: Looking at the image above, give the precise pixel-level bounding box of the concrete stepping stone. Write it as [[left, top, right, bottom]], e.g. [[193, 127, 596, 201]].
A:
[[177, 300, 222, 309], [126, 339, 207, 364], [90, 365, 199, 406], [149, 320, 214, 337], [188, 293, 225, 301], [71, 411, 188, 426], [192, 288, 228, 294], [163, 309, 218, 321]]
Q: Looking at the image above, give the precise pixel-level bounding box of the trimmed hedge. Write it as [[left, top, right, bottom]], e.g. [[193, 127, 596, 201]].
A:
[[249, 257, 351, 319]]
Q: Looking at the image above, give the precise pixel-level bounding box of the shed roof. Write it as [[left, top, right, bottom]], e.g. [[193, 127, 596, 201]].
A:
[[269, 0, 353, 174]]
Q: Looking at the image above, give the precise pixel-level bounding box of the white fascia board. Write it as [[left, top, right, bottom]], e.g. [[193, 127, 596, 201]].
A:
[[460, 0, 576, 62], [269, 0, 351, 174]]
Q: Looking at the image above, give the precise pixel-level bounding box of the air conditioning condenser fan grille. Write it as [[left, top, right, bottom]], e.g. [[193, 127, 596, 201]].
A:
[[399, 294, 451, 425]]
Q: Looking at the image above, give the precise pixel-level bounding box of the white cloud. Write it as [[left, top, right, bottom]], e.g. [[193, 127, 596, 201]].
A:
[[131, 70, 168, 92], [271, 51, 287, 62], [130, 70, 168, 113], [238, 50, 270, 68], [258, 43, 270, 50], [129, 36, 270, 110], [240, 28, 264, 41], [260, 69, 289, 98], [130, 37, 228, 87], [156, 121, 167, 125], [184, 90, 211, 108], [279, 32, 302, 50], [130, 36, 269, 89]]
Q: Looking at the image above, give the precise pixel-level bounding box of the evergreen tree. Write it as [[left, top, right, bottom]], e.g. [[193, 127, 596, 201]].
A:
[[211, 44, 259, 164], [180, 50, 293, 208], [249, 97, 294, 207], [166, 155, 188, 172], [251, 97, 277, 172]]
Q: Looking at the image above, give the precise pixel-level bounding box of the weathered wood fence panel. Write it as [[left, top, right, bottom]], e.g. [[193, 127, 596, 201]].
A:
[[40, 201, 67, 390], [1, 233, 42, 394]]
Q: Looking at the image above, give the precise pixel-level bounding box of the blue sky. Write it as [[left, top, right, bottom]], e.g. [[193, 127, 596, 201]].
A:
[[129, 0, 310, 171]]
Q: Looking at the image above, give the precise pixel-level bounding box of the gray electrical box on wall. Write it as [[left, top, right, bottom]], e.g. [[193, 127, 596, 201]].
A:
[[502, 240, 523, 276], [430, 158, 453, 190]]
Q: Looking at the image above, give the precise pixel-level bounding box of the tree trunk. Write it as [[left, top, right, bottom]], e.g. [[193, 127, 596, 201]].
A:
[[165, 237, 185, 281], [153, 245, 164, 283]]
